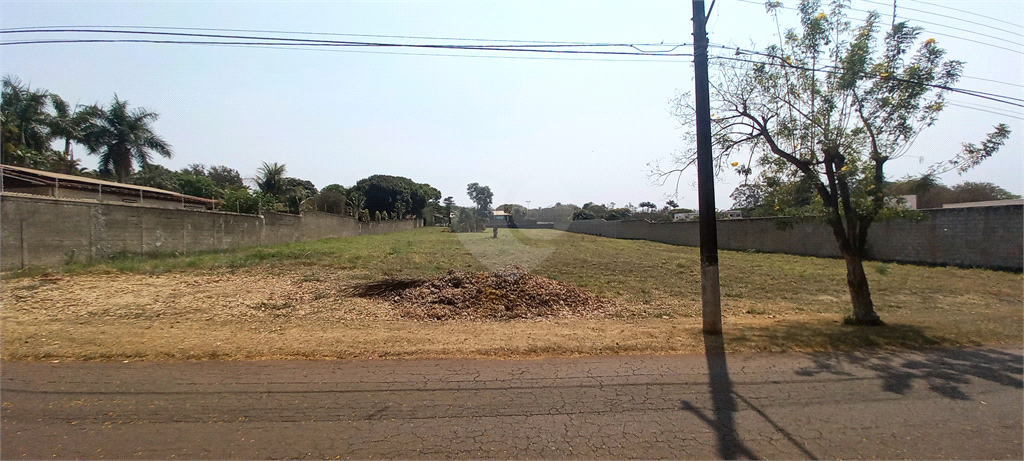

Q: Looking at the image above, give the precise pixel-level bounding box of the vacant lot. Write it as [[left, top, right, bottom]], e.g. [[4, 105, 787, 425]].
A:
[[2, 227, 1020, 361]]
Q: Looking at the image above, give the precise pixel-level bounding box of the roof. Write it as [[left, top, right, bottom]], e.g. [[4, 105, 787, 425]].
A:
[[941, 199, 1024, 209], [493, 210, 511, 216], [0, 164, 218, 206]]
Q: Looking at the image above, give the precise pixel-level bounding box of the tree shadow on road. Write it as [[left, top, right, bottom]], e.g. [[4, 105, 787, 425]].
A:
[[727, 320, 959, 352], [794, 344, 1023, 401]]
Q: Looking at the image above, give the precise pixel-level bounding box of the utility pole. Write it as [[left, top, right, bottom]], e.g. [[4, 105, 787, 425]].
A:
[[692, 0, 722, 334]]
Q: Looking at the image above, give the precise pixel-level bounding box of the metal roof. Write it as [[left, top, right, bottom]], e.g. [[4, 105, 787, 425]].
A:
[[0, 164, 218, 206]]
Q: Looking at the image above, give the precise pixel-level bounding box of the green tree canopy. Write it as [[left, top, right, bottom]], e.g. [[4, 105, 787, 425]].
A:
[[254, 162, 287, 197], [466, 183, 494, 220], [656, 0, 1011, 325], [886, 177, 1020, 209], [81, 95, 173, 182], [351, 174, 441, 219]]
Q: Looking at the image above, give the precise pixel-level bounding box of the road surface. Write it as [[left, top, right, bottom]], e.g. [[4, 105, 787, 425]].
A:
[[3, 342, 1021, 459]]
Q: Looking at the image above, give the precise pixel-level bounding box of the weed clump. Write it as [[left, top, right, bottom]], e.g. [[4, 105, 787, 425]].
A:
[[345, 265, 615, 321]]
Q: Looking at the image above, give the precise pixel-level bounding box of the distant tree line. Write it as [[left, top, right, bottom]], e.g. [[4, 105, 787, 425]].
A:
[[1, 75, 442, 221], [730, 175, 1019, 217]]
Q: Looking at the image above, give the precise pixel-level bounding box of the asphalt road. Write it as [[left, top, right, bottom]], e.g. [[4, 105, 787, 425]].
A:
[[3, 342, 1022, 459]]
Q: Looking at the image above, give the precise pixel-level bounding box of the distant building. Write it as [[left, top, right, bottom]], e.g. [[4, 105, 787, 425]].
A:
[[673, 210, 742, 221], [490, 209, 512, 227], [885, 194, 918, 210], [1, 165, 217, 210], [942, 199, 1024, 208]]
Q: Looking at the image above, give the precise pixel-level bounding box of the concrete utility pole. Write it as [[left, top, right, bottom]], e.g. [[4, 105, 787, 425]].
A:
[[692, 0, 722, 334]]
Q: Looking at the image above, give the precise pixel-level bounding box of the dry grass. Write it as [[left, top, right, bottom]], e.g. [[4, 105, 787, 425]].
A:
[[2, 227, 1020, 361]]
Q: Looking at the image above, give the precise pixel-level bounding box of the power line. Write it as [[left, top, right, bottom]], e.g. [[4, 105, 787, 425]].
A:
[[714, 43, 1024, 103], [0, 37, 697, 58], [0, 25, 633, 46], [905, 0, 1023, 31], [0, 29, 699, 57], [711, 53, 1024, 107], [945, 101, 1023, 120], [733, 0, 1024, 55], [961, 75, 1024, 89], [856, 7, 1023, 50], [0, 28, 651, 49], [859, 0, 1023, 39], [4, 26, 1019, 107]]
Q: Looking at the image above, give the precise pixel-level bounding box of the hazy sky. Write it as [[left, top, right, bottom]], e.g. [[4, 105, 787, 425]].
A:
[[2, 1, 1021, 210]]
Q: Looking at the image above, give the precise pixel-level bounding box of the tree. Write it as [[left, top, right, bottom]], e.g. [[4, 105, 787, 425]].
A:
[[80, 95, 173, 182], [638, 201, 657, 212], [887, 176, 1019, 209], [533, 203, 580, 223], [657, 0, 1011, 325], [348, 190, 367, 218], [441, 196, 456, 226], [47, 95, 101, 173], [221, 188, 276, 215], [280, 177, 318, 214], [947, 182, 1019, 203], [1, 76, 53, 164], [666, 199, 679, 208], [315, 184, 348, 214], [572, 208, 598, 221], [207, 165, 245, 191], [350, 175, 441, 219], [129, 163, 179, 192], [498, 204, 528, 223], [176, 173, 219, 199], [254, 162, 287, 197], [466, 183, 494, 213]]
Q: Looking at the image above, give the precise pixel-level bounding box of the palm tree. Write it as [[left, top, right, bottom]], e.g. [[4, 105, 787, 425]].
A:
[[48, 95, 101, 162], [1, 76, 53, 165], [81, 95, 172, 182], [254, 162, 287, 197]]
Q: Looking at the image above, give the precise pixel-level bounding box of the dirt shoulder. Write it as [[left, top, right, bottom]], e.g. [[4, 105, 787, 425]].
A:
[[3, 264, 1021, 361]]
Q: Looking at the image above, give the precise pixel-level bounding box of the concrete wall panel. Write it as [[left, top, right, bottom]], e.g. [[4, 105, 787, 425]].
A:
[[564, 205, 1022, 271], [1, 194, 419, 270]]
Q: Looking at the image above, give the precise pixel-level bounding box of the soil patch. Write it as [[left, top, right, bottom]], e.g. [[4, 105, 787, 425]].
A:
[[346, 265, 616, 321]]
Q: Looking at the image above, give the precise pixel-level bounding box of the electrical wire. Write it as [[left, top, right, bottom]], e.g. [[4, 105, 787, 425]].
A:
[[0, 37, 697, 58], [710, 53, 1024, 107], [3, 26, 1019, 107], [945, 101, 1023, 120], [961, 75, 1024, 89], [732, 0, 1024, 54], [859, 0, 1022, 39], [905, 0, 1023, 30], [0, 24, 640, 46], [713, 43, 1024, 103]]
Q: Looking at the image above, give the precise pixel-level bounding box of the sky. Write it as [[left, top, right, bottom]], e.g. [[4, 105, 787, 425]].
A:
[[2, 0, 1021, 211]]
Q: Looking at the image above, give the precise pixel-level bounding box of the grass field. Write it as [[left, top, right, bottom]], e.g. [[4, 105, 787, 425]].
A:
[[2, 227, 1020, 361]]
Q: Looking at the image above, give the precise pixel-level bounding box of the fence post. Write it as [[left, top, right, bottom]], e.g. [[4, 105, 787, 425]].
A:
[[20, 220, 28, 269]]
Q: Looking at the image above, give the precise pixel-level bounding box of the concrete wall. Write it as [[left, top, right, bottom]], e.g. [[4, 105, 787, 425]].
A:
[[562, 205, 1023, 271], [1, 193, 419, 270]]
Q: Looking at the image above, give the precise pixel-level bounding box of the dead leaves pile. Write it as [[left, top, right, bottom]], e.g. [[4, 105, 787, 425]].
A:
[[345, 265, 615, 321]]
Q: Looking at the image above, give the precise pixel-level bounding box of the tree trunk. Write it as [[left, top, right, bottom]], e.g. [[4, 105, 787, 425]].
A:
[[842, 250, 884, 326]]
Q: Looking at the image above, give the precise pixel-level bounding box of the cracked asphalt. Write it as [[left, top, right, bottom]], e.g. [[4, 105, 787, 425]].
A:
[[2, 343, 1021, 459]]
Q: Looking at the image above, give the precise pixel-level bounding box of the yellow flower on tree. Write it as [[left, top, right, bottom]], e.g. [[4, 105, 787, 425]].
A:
[[731, 162, 739, 167]]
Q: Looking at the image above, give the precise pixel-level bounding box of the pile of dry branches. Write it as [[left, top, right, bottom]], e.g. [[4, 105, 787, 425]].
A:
[[345, 265, 614, 321]]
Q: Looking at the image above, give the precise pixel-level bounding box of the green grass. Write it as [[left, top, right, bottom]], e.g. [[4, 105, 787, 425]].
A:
[[11, 227, 1020, 320], [7, 226, 1023, 325], [3, 227, 1020, 360]]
